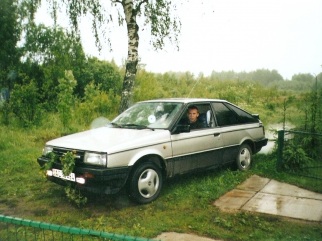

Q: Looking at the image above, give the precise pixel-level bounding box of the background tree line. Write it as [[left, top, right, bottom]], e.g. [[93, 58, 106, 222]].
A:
[[1, 0, 321, 132]]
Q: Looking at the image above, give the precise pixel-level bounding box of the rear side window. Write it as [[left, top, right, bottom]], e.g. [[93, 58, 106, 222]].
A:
[[212, 102, 258, 126], [225, 103, 258, 124], [212, 103, 239, 126]]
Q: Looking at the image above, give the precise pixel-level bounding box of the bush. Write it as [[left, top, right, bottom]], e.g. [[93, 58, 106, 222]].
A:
[[0, 101, 10, 125], [282, 141, 312, 171], [10, 80, 42, 127], [75, 82, 119, 126], [57, 70, 76, 131]]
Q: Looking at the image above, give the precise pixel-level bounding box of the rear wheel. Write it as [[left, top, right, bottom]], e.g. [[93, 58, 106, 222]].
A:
[[236, 144, 252, 171], [128, 162, 163, 204]]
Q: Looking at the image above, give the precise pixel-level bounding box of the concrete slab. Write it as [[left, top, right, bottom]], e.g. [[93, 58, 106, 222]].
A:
[[237, 175, 270, 192], [213, 189, 255, 211], [155, 232, 222, 241], [242, 192, 322, 221], [262, 180, 322, 200], [213, 175, 322, 222]]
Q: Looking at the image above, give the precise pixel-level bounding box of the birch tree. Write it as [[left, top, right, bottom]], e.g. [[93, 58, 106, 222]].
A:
[[22, 0, 181, 112]]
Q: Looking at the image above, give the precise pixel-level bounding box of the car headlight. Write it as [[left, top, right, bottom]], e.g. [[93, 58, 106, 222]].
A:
[[43, 146, 53, 156], [84, 152, 107, 166]]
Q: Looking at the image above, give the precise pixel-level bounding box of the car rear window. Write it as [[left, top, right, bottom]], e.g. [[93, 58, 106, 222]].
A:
[[212, 102, 258, 126]]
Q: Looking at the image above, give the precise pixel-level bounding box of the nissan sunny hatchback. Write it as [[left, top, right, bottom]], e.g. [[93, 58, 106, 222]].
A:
[[38, 98, 268, 204]]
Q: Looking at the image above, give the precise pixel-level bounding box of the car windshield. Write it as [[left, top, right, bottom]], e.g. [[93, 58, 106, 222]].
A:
[[112, 101, 183, 129]]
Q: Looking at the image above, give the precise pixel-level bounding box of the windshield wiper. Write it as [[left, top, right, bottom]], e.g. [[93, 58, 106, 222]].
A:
[[110, 122, 122, 128], [121, 124, 154, 130]]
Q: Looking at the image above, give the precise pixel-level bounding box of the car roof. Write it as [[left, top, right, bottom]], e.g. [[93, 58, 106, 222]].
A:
[[140, 98, 227, 104]]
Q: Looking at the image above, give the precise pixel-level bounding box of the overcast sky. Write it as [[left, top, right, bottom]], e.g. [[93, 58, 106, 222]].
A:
[[37, 0, 322, 80]]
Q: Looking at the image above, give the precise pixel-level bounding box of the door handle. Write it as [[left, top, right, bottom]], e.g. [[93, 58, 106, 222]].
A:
[[213, 133, 220, 137]]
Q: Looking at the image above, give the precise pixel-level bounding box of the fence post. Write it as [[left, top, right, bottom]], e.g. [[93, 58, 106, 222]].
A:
[[276, 129, 285, 171]]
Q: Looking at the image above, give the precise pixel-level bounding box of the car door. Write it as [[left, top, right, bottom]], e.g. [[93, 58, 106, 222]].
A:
[[170, 103, 224, 175]]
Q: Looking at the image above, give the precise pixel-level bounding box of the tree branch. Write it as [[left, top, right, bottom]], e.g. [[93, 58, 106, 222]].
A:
[[135, 0, 148, 13], [113, 0, 123, 5]]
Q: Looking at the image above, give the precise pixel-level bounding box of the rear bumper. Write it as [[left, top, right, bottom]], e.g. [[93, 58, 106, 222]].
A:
[[254, 138, 268, 153], [37, 157, 131, 195]]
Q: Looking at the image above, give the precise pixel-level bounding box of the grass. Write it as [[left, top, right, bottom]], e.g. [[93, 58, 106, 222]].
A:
[[0, 124, 321, 241]]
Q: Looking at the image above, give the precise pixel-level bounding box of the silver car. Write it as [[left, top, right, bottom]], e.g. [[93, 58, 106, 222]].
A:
[[38, 98, 268, 204]]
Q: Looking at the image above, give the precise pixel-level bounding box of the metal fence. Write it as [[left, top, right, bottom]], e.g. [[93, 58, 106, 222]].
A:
[[0, 215, 158, 241], [276, 130, 322, 180]]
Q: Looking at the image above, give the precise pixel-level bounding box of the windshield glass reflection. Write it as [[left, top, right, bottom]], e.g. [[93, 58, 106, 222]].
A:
[[112, 102, 183, 129]]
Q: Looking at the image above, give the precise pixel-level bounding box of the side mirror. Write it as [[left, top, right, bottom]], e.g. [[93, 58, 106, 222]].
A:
[[172, 124, 190, 134]]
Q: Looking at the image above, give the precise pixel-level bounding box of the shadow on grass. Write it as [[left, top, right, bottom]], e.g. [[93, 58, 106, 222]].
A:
[[82, 164, 243, 212]]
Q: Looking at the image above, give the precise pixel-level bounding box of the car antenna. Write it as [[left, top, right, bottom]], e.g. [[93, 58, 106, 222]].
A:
[[186, 77, 201, 98]]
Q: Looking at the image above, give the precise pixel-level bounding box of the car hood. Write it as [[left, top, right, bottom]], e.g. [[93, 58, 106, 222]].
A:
[[46, 127, 171, 154]]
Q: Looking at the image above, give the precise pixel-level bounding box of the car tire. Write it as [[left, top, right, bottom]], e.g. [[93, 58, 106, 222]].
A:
[[128, 162, 163, 204], [236, 144, 252, 171]]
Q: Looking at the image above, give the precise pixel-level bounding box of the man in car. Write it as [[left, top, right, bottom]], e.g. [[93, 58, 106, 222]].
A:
[[187, 105, 205, 129]]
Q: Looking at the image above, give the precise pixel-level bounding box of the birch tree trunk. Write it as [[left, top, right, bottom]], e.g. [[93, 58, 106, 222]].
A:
[[118, 0, 140, 113]]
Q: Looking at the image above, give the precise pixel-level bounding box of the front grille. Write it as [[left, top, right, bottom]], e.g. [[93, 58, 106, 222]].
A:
[[52, 148, 85, 164]]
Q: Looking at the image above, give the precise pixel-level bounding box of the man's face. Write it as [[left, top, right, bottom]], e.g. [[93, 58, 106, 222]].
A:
[[188, 108, 199, 123]]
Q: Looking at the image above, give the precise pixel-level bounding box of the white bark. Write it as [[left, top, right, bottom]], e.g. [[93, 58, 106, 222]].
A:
[[119, 0, 141, 113]]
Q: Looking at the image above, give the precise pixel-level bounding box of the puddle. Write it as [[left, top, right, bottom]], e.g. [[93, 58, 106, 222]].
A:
[[259, 123, 295, 154]]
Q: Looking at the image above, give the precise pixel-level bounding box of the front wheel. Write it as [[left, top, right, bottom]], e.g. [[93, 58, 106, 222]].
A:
[[128, 162, 163, 204], [236, 144, 252, 171]]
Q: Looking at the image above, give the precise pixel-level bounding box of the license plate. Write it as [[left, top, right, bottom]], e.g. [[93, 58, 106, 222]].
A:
[[52, 169, 76, 182]]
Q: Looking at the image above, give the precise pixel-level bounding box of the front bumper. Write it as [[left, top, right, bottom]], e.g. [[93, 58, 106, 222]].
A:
[[37, 157, 131, 195]]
